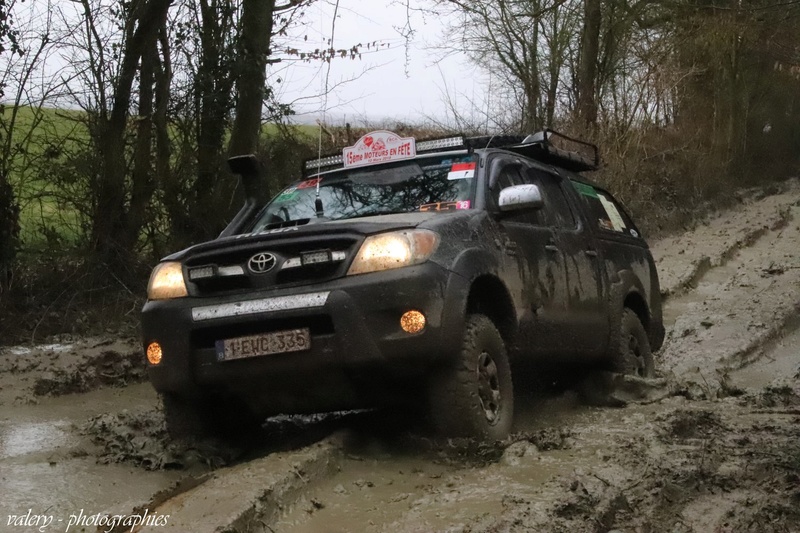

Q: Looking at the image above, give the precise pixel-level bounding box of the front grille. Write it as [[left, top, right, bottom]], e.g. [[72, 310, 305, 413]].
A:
[[184, 235, 361, 297]]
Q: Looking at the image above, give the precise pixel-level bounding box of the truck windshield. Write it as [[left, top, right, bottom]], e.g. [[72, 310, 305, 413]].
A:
[[252, 154, 478, 230]]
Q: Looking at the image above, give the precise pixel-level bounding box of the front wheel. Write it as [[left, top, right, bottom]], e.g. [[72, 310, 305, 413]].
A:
[[613, 308, 655, 378], [427, 314, 514, 440], [161, 393, 261, 442]]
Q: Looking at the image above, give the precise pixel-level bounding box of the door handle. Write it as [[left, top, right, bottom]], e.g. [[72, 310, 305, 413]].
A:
[[545, 245, 559, 253], [585, 249, 598, 258], [503, 237, 518, 255]]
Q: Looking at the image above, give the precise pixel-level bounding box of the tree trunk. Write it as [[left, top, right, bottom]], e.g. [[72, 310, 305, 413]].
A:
[[0, 175, 19, 292], [152, 18, 172, 260], [225, 0, 275, 208], [122, 37, 157, 256], [577, 0, 601, 130], [228, 0, 275, 157], [91, 0, 172, 267]]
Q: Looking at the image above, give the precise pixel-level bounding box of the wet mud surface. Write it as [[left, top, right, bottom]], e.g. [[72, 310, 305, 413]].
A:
[[1, 179, 800, 532]]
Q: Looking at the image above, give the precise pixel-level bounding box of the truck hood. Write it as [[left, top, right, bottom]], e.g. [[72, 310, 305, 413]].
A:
[[161, 211, 468, 262]]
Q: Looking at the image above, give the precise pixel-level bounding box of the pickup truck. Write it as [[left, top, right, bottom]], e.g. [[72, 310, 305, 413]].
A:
[[141, 130, 665, 441]]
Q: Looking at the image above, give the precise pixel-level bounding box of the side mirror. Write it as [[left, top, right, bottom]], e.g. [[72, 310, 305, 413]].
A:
[[498, 184, 544, 212]]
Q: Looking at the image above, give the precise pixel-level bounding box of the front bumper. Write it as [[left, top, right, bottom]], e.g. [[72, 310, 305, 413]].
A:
[[141, 263, 460, 414]]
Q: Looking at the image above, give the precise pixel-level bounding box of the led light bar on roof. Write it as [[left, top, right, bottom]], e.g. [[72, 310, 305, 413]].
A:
[[305, 154, 344, 171], [416, 136, 464, 151], [303, 134, 466, 173]]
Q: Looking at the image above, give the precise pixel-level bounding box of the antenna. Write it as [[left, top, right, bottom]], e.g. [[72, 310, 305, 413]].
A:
[[314, 0, 342, 218], [485, 69, 491, 134]]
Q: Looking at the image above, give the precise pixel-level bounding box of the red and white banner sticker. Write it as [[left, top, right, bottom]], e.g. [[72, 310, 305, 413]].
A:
[[447, 162, 476, 180], [343, 130, 416, 168]]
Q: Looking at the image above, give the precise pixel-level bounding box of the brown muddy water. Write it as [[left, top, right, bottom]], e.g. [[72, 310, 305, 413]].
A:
[[0, 383, 182, 526], [273, 397, 674, 532]]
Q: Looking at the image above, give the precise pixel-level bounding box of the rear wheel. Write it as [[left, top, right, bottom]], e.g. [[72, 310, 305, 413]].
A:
[[613, 308, 655, 378], [428, 314, 514, 440]]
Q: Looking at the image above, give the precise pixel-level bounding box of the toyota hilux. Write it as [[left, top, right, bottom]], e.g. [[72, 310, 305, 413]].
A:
[[142, 130, 665, 441]]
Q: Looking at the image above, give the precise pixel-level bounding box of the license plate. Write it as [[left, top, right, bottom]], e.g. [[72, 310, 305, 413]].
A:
[[215, 328, 311, 361]]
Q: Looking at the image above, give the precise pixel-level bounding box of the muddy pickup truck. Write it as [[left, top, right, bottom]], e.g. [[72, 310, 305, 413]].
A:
[[141, 130, 664, 441]]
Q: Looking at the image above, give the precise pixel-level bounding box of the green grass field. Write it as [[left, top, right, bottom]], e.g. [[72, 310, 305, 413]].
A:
[[3, 106, 319, 249], [2, 106, 89, 248]]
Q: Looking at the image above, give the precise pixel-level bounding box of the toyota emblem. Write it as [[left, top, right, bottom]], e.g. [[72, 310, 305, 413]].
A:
[[248, 252, 277, 274]]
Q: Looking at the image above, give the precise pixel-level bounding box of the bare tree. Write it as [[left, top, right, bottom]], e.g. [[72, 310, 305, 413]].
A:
[[576, 0, 600, 129], [0, 0, 68, 290], [0, 0, 23, 290]]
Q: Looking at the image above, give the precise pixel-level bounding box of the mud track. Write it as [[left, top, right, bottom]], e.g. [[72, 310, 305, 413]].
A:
[[1, 179, 799, 533]]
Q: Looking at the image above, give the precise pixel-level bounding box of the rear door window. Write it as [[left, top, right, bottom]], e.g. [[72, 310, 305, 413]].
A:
[[571, 180, 641, 238]]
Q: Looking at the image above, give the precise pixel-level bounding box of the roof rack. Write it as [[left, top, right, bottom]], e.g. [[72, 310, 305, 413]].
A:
[[301, 129, 599, 176], [466, 129, 600, 172]]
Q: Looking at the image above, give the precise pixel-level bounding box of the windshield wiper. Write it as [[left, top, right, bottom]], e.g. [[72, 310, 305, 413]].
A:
[[343, 209, 410, 220]]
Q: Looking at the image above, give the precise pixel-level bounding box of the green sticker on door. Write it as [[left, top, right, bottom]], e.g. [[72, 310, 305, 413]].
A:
[[573, 181, 599, 198]]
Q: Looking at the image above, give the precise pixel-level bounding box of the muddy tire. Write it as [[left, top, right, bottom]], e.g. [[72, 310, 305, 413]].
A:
[[161, 393, 260, 442], [613, 308, 655, 378], [428, 314, 514, 440]]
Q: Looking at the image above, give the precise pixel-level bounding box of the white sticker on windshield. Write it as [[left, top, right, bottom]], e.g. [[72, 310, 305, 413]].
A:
[[598, 194, 626, 232], [447, 162, 476, 180]]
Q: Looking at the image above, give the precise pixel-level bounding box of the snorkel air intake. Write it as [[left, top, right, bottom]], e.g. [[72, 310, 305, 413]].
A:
[[219, 154, 266, 238]]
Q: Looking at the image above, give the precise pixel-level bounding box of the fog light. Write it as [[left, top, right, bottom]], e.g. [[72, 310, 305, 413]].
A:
[[146, 342, 163, 365], [400, 310, 426, 334]]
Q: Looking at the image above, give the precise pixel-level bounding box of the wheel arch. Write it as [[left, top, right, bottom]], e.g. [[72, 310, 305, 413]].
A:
[[623, 290, 650, 333], [465, 274, 518, 346], [606, 268, 653, 361]]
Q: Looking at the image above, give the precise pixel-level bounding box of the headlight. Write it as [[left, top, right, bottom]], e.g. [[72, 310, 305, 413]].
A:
[[348, 229, 440, 276], [147, 262, 188, 300]]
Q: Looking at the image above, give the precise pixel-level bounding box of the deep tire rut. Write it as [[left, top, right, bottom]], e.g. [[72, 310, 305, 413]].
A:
[[661, 204, 794, 300]]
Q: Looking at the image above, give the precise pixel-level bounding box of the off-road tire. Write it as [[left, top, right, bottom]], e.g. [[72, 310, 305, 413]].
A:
[[428, 314, 514, 440], [613, 308, 655, 378], [161, 393, 260, 442]]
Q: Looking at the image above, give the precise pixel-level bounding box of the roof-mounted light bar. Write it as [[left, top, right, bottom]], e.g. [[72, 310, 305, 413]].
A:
[[303, 134, 466, 174], [305, 154, 344, 171], [416, 135, 465, 152]]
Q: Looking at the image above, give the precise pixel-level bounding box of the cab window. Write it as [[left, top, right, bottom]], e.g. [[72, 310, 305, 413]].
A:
[[527, 169, 577, 229], [571, 180, 641, 237]]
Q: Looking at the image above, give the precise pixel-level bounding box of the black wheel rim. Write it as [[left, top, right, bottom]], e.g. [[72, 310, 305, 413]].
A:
[[477, 351, 501, 425], [625, 334, 647, 377]]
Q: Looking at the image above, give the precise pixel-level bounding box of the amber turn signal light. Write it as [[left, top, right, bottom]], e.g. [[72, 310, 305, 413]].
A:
[[400, 310, 426, 334], [146, 342, 163, 365]]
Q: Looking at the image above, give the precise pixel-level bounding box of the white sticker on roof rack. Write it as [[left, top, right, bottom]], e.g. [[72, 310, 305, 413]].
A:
[[343, 130, 416, 169]]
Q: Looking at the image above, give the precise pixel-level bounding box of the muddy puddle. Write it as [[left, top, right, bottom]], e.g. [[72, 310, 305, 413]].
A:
[[274, 396, 671, 532], [0, 383, 184, 524]]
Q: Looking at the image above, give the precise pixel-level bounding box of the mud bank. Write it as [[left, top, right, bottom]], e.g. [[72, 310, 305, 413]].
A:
[[0, 338, 146, 405]]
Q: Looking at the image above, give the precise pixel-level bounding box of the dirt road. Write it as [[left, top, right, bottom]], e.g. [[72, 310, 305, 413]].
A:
[[1, 180, 799, 533]]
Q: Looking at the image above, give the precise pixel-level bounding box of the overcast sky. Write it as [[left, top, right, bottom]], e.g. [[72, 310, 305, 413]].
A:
[[5, 0, 488, 127], [270, 0, 488, 126]]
